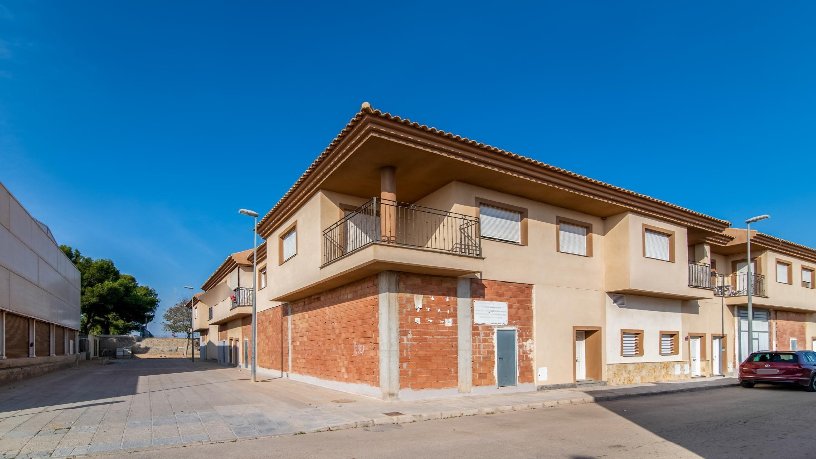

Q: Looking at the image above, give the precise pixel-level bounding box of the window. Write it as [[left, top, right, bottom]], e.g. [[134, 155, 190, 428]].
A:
[[790, 338, 798, 351], [479, 202, 523, 244], [279, 224, 297, 264], [659, 332, 679, 356], [259, 267, 267, 290], [621, 330, 643, 357], [802, 267, 814, 289], [776, 260, 792, 284], [557, 218, 591, 256], [711, 259, 718, 273], [643, 226, 674, 262]]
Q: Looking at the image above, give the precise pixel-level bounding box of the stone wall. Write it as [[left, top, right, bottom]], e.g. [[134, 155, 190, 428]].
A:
[[606, 360, 711, 385], [0, 355, 78, 386]]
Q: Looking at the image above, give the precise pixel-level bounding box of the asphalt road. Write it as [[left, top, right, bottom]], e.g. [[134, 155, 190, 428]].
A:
[[119, 384, 816, 459]]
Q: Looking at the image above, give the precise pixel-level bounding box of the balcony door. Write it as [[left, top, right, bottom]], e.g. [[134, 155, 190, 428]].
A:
[[734, 261, 755, 293]]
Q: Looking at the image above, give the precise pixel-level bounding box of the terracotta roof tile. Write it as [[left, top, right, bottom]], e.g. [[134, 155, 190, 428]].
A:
[[256, 103, 731, 235]]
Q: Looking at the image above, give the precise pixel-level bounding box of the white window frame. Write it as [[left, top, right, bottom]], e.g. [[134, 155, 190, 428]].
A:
[[259, 267, 267, 290]]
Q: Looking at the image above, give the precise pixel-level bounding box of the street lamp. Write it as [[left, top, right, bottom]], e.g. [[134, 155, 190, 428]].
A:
[[239, 208, 259, 383], [745, 214, 769, 358], [184, 285, 195, 363]]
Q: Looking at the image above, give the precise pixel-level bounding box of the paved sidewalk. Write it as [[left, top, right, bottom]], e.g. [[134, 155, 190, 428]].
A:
[[0, 358, 736, 458]]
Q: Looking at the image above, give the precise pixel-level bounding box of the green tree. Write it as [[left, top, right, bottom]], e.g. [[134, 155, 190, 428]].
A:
[[61, 245, 159, 335], [162, 298, 192, 338]]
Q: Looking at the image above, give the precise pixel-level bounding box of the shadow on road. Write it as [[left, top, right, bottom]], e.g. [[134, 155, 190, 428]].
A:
[[594, 383, 815, 458], [0, 358, 232, 415]]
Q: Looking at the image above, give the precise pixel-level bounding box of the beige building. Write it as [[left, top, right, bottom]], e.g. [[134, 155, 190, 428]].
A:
[[0, 183, 81, 383], [194, 104, 816, 399]]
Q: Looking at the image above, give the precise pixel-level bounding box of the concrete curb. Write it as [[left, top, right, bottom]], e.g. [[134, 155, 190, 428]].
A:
[[97, 380, 738, 458]]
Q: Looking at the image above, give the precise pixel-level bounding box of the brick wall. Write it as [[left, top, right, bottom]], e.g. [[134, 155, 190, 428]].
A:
[[241, 317, 252, 365], [288, 276, 379, 386], [774, 311, 807, 351], [257, 306, 288, 371], [398, 274, 459, 390], [471, 279, 534, 386]]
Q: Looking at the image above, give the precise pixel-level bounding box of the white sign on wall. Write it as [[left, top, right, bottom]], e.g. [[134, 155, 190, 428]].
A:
[[473, 300, 508, 325]]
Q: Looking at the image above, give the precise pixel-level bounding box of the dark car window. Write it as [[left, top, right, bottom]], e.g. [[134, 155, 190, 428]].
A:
[[770, 353, 798, 363], [751, 353, 772, 362]]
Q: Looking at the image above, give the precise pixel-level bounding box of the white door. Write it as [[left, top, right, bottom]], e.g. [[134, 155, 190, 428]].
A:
[[690, 336, 702, 377], [712, 337, 722, 376], [575, 331, 586, 381]]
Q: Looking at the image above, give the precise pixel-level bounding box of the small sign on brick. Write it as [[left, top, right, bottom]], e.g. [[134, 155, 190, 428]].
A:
[[473, 300, 508, 325]]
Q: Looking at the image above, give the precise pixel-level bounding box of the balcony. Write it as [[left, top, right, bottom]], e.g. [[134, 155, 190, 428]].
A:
[[231, 287, 253, 308], [209, 287, 253, 325], [688, 262, 714, 289], [714, 273, 767, 298], [322, 198, 482, 267]]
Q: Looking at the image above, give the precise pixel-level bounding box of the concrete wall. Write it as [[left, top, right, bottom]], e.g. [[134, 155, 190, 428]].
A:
[[0, 183, 80, 330]]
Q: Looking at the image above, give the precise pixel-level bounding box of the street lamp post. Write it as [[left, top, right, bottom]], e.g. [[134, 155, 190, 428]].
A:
[[184, 285, 195, 363], [239, 208, 259, 383], [745, 214, 769, 359]]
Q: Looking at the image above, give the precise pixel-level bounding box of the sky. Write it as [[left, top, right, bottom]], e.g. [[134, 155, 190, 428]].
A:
[[1, 1, 815, 336]]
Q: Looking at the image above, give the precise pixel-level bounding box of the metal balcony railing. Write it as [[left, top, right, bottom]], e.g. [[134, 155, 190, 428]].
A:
[[688, 262, 714, 289], [713, 273, 767, 298], [231, 287, 253, 309], [322, 197, 482, 266]]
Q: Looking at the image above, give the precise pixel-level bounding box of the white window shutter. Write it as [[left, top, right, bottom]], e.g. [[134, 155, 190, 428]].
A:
[[480, 205, 521, 243], [644, 229, 670, 261], [559, 222, 587, 256], [660, 334, 674, 355], [776, 263, 788, 283], [283, 229, 297, 261], [622, 333, 639, 357]]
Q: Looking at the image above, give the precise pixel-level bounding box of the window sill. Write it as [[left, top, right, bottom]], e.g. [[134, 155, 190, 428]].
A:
[[482, 236, 524, 246], [644, 256, 674, 263]]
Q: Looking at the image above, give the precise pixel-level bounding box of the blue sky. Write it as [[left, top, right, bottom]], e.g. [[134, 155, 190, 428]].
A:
[[1, 2, 814, 335]]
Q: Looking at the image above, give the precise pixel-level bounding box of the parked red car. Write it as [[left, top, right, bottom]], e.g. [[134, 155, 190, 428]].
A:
[[739, 351, 816, 391]]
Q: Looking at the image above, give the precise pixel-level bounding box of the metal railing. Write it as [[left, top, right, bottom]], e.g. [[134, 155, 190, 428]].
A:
[[688, 262, 714, 289], [322, 197, 482, 266], [713, 273, 767, 297], [231, 287, 253, 309]]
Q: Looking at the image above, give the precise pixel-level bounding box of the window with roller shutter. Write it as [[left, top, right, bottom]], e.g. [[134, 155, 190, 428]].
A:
[[557, 217, 592, 257], [479, 203, 523, 244], [644, 227, 673, 262]]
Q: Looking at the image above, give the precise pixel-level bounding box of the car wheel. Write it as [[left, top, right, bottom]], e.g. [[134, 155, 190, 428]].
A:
[[740, 381, 755, 388], [806, 376, 816, 393]]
